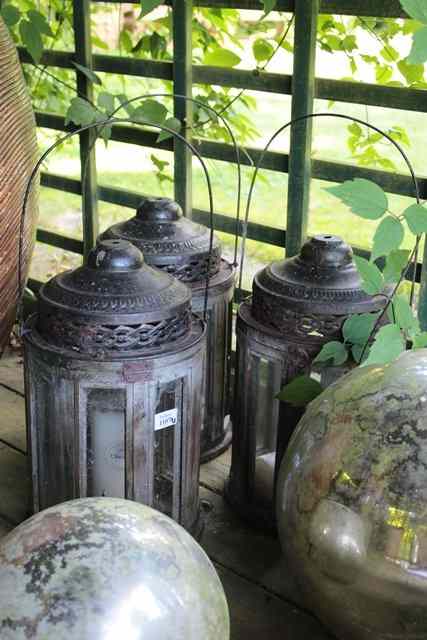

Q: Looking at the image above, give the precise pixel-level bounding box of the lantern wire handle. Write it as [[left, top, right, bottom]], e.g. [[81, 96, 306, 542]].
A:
[[81, 92, 250, 269], [240, 112, 421, 303], [19, 116, 216, 326]]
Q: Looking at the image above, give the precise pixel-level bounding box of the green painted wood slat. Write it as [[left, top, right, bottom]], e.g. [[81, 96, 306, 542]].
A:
[[173, 0, 193, 217], [36, 114, 427, 200], [20, 48, 427, 113], [286, 0, 319, 257], [91, 0, 406, 18], [72, 0, 99, 258]]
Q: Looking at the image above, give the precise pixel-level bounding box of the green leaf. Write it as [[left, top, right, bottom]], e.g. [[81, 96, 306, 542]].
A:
[[27, 9, 53, 37], [133, 99, 167, 125], [400, 0, 427, 24], [97, 91, 115, 115], [352, 343, 368, 364], [72, 62, 102, 86], [1, 4, 21, 27], [361, 324, 405, 367], [19, 19, 43, 64], [354, 255, 384, 295], [381, 45, 399, 62], [348, 122, 362, 137], [116, 93, 135, 116], [342, 312, 379, 346], [383, 249, 411, 283], [397, 58, 424, 83], [119, 29, 133, 53], [151, 153, 169, 172], [92, 35, 109, 51], [326, 179, 388, 220], [313, 341, 348, 366], [412, 331, 427, 349], [150, 31, 166, 59], [403, 203, 427, 234], [371, 216, 404, 261], [376, 64, 393, 83], [276, 376, 323, 408], [389, 295, 419, 334], [262, 0, 278, 13], [204, 48, 241, 68], [407, 27, 427, 64], [65, 97, 99, 127], [139, 0, 163, 18], [157, 116, 181, 142], [253, 38, 274, 62]]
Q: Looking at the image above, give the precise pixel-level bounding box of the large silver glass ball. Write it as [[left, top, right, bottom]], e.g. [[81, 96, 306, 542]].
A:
[[0, 498, 229, 639], [277, 350, 427, 640]]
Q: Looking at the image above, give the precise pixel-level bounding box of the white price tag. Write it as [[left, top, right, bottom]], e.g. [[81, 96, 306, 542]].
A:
[[155, 408, 178, 431]]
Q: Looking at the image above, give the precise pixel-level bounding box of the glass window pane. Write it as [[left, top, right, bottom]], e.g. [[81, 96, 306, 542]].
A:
[[87, 388, 126, 498], [153, 381, 178, 517]]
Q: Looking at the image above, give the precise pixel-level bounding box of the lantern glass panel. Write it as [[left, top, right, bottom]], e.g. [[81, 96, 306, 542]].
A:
[[250, 354, 281, 506], [153, 380, 181, 517], [86, 388, 126, 499]]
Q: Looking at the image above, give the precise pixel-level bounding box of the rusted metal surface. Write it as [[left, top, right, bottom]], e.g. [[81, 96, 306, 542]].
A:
[[0, 17, 38, 353]]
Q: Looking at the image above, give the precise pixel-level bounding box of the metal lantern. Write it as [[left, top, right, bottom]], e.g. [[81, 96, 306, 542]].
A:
[[226, 234, 387, 530], [100, 197, 235, 462], [24, 239, 205, 535]]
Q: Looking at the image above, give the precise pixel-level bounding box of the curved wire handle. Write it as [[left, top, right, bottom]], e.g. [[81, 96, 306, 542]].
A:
[[82, 92, 253, 268], [19, 116, 217, 324], [240, 112, 421, 294]]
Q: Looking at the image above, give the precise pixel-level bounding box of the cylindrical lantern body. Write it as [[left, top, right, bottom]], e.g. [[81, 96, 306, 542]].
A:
[[100, 197, 235, 462], [226, 235, 386, 530], [24, 240, 205, 534]]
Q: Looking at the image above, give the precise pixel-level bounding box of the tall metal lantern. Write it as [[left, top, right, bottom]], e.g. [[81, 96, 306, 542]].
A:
[[101, 197, 235, 462], [24, 239, 205, 535], [226, 234, 387, 530]]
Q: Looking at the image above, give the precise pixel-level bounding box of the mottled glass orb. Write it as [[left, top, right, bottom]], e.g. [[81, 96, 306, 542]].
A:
[[277, 350, 427, 640], [0, 498, 229, 639]]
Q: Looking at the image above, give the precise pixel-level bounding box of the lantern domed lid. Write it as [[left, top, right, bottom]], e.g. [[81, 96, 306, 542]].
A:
[[35, 239, 195, 356], [252, 235, 385, 329], [100, 197, 222, 283]]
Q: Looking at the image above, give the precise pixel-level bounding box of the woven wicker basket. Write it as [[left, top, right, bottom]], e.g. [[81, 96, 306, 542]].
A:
[[0, 17, 39, 353]]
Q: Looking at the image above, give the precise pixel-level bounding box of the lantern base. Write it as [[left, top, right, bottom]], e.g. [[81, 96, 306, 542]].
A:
[[223, 477, 277, 535], [201, 416, 232, 464], [191, 509, 205, 541]]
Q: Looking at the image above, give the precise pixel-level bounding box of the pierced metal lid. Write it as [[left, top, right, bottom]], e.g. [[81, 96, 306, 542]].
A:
[[252, 235, 385, 331], [100, 197, 222, 283], [35, 239, 194, 356]]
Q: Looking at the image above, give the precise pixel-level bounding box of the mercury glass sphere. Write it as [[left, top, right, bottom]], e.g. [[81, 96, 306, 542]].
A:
[[277, 349, 427, 640], [0, 498, 230, 640]]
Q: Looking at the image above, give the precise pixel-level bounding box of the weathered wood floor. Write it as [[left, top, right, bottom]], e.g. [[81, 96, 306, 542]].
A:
[[0, 348, 331, 639]]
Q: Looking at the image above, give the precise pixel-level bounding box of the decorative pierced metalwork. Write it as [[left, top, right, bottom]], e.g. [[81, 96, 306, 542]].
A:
[[100, 197, 222, 281], [39, 311, 191, 355]]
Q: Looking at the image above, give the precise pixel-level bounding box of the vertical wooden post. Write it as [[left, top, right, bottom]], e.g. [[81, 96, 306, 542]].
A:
[[418, 245, 427, 330], [173, 0, 193, 218], [285, 0, 319, 257], [73, 0, 99, 258]]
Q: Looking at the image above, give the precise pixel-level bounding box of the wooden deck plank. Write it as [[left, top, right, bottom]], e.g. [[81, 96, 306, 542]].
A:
[[0, 348, 25, 396], [200, 446, 231, 493], [0, 515, 13, 539], [0, 445, 31, 525], [216, 564, 331, 640], [0, 386, 26, 453], [200, 484, 301, 604]]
